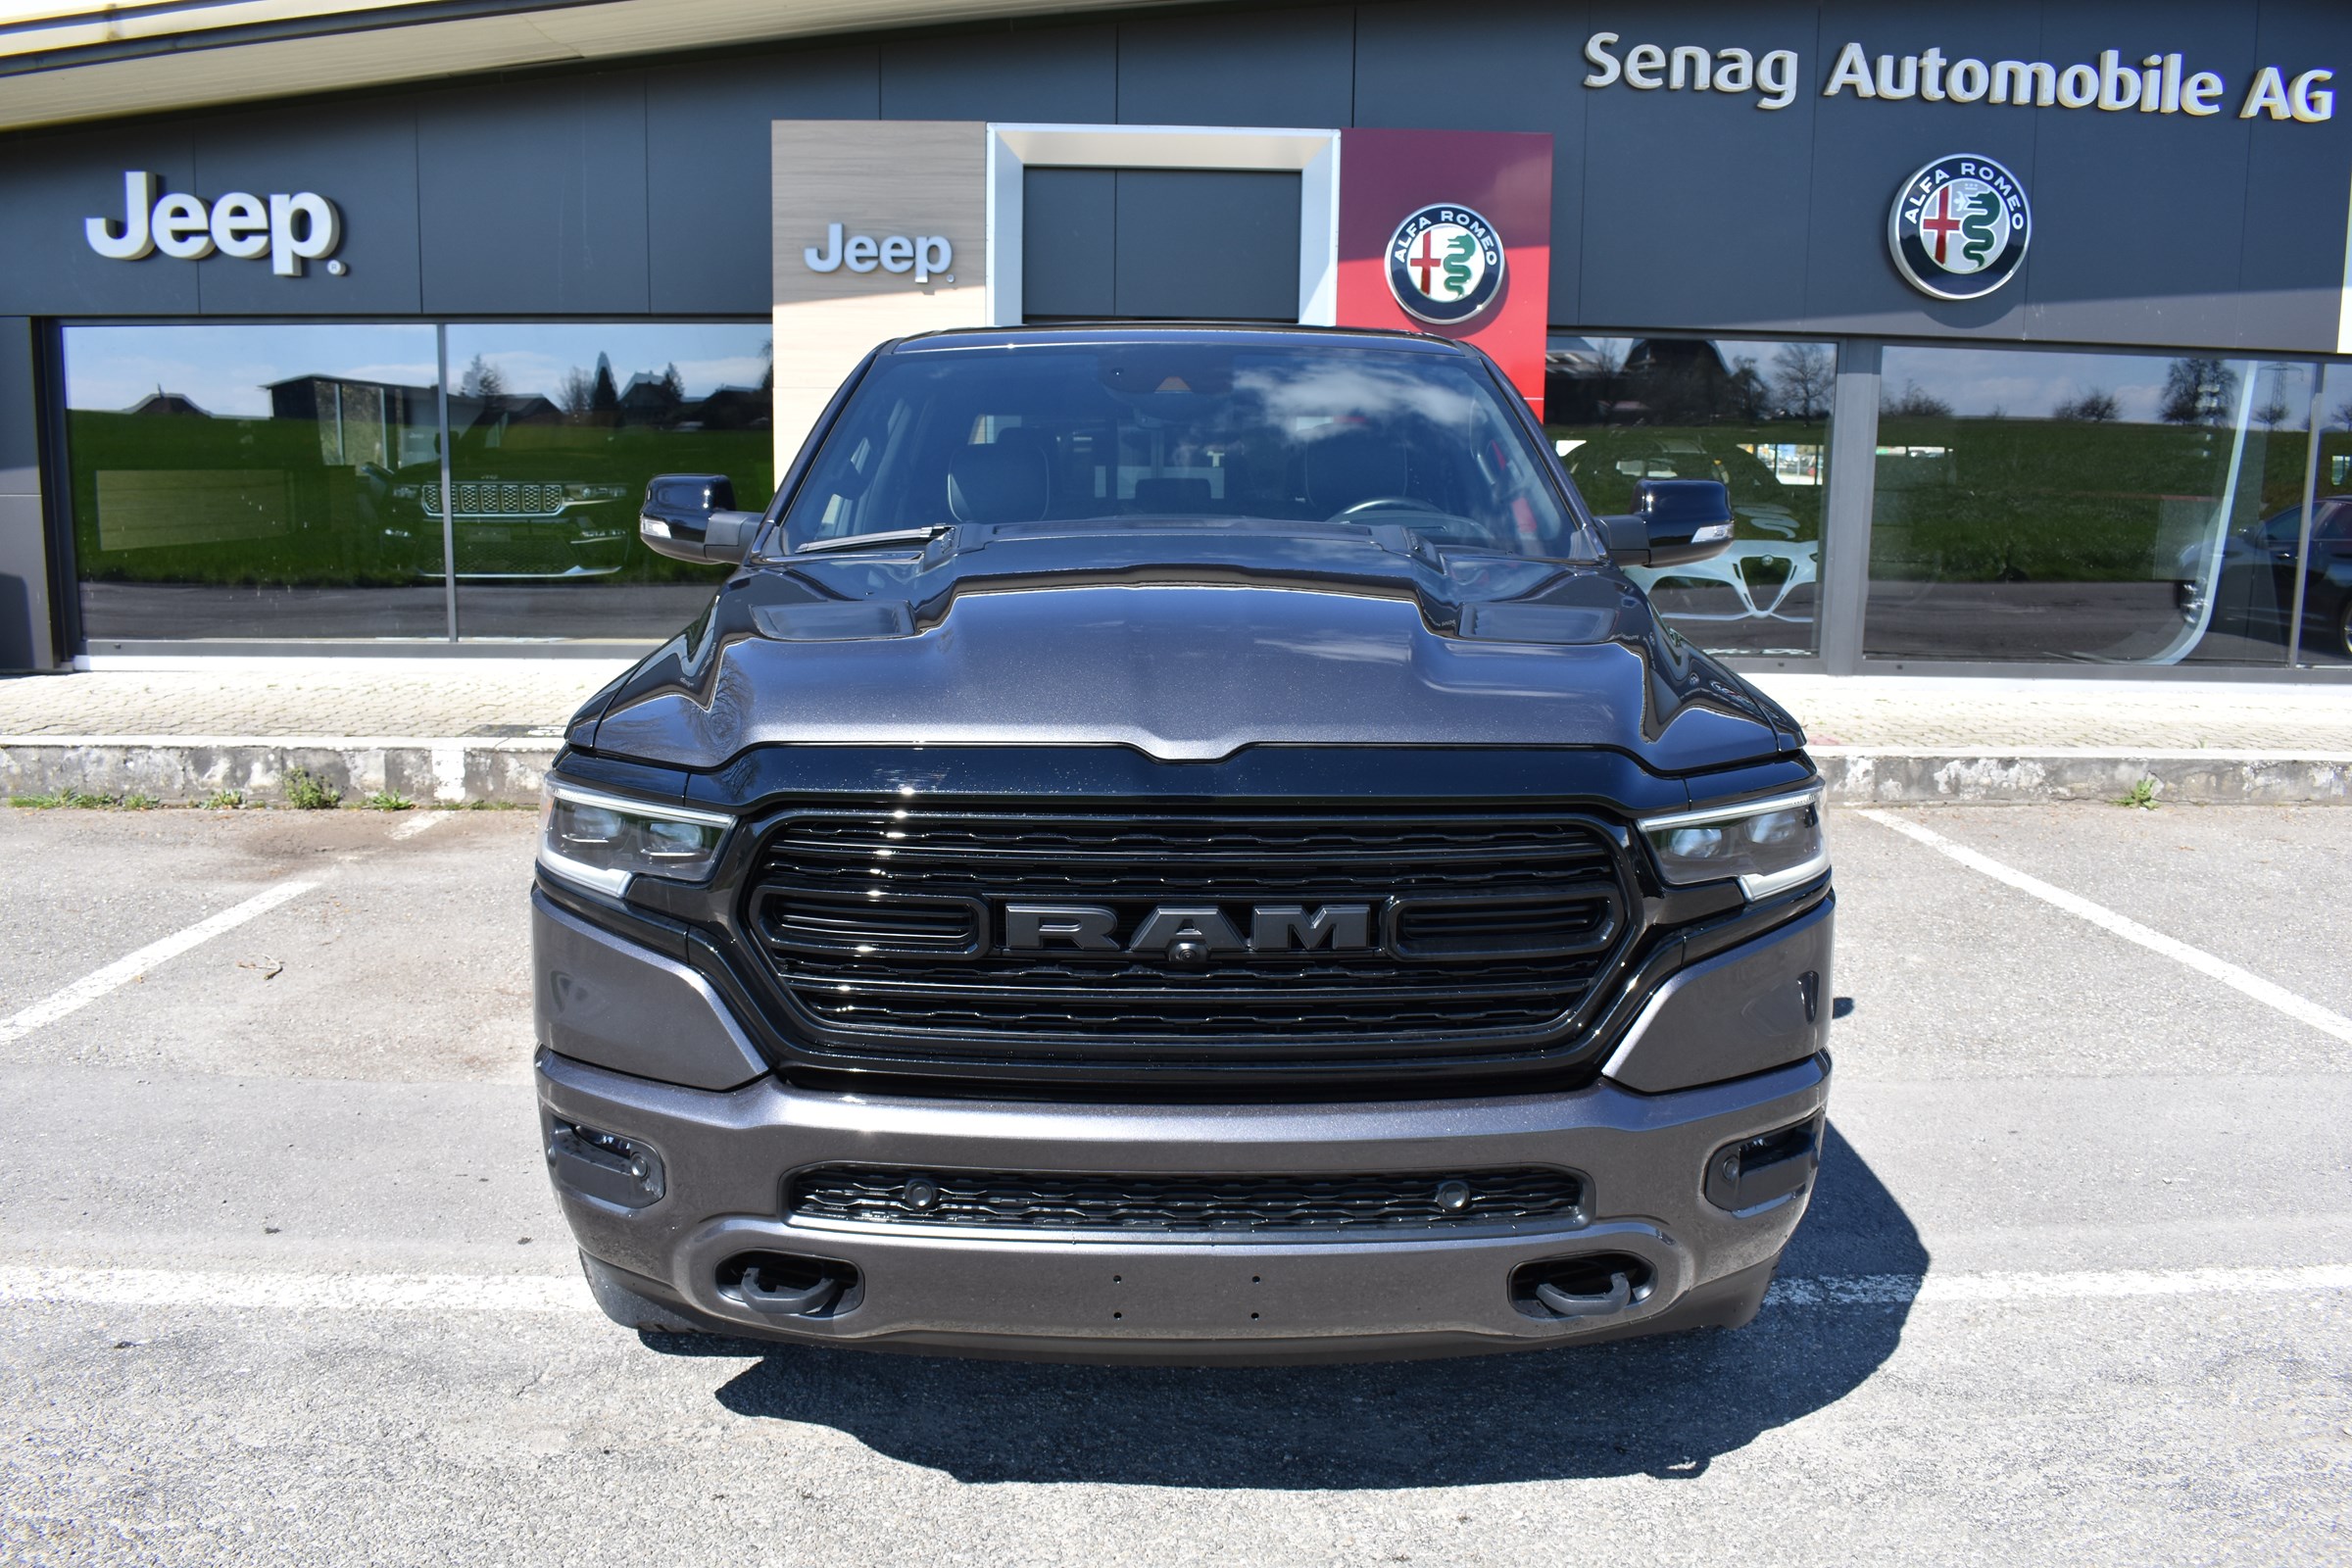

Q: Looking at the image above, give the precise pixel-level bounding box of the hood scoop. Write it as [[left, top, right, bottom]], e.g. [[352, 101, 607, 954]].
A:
[[1459, 603, 1617, 645], [753, 601, 915, 641]]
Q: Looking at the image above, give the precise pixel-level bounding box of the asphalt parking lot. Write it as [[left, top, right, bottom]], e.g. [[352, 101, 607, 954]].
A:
[[2, 802, 2347, 1565]]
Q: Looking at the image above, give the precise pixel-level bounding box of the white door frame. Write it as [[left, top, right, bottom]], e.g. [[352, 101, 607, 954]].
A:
[[984, 122, 1341, 327]]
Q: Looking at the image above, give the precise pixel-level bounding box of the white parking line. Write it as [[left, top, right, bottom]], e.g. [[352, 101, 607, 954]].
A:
[[1769, 1263, 2352, 1306], [0, 1262, 2344, 1317], [0, 1265, 587, 1313], [389, 810, 451, 840], [0, 879, 318, 1047], [1856, 808, 2352, 1047]]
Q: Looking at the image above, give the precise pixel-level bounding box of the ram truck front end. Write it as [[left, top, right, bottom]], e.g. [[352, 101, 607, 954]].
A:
[[531, 325, 1833, 1362]]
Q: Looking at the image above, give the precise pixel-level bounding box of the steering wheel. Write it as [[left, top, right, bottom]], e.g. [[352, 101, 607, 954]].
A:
[[1327, 495, 1433, 521]]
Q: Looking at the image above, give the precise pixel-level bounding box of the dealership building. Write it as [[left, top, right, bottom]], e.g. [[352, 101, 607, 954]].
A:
[[1, 0, 2349, 679]]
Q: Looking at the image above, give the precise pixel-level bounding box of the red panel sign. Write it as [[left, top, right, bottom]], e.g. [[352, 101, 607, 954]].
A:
[[1335, 128, 1553, 418]]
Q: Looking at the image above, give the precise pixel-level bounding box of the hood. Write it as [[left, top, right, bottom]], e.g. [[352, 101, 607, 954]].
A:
[[577, 525, 1804, 772]]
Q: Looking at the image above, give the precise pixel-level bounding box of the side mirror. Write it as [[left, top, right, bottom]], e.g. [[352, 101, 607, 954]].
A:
[[1601, 478, 1736, 567], [640, 473, 761, 564]]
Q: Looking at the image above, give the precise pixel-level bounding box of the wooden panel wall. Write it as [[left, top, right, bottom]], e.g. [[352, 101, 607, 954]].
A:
[[771, 120, 988, 472]]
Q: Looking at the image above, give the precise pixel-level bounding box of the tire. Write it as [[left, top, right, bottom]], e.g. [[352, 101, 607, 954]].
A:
[[2337, 597, 2352, 661], [579, 1250, 706, 1335]]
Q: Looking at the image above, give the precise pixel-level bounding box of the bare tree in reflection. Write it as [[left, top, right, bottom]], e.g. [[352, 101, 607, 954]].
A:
[[2161, 358, 2237, 425], [2051, 388, 2119, 422], [1771, 343, 1833, 422]]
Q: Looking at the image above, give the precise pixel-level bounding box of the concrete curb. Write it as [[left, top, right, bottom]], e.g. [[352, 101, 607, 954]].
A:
[[3, 737, 2349, 806], [0, 737, 558, 806], [1812, 748, 2352, 805]]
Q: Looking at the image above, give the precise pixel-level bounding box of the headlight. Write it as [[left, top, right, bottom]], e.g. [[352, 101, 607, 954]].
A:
[[1639, 786, 1827, 900], [538, 781, 733, 897], [564, 483, 629, 503]]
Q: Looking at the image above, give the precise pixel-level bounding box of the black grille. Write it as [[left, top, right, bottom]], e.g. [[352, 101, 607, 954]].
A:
[[742, 805, 1633, 1055], [790, 1165, 1587, 1232]]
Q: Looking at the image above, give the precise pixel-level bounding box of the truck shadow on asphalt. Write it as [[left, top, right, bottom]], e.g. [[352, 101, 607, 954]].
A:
[[680, 1124, 1923, 1488]]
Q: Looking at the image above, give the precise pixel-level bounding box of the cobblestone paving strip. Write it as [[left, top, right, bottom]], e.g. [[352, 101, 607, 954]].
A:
[[0, 662, 631, 739]]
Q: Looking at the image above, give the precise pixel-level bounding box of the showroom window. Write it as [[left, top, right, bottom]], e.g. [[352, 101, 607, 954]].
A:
[[1863, 345, 2322, 666], [1544, 334, 1833, 657], [62, 322, 444, 642], [440, 323, 774, 640], [59, 321, 773, 645]]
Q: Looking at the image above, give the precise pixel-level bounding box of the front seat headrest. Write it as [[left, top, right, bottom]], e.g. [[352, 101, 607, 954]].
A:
[[947, 429, 1052, 524]]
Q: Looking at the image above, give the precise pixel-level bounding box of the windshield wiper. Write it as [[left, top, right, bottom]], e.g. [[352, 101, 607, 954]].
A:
[[794, 525, 955, 555]]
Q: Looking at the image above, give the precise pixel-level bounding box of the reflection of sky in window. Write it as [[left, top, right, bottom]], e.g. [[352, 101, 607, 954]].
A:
[[1548, 335, 2317, 428], [64, 320, 772, 419], [1886, 347, 2305, 426], [1233, 359, 1481, 433], [443, 323, 770, 401], [65, 324, 437, 417]]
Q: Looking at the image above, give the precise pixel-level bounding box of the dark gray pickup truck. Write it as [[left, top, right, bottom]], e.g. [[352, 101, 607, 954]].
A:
[[531, 324, 1833, 1362]]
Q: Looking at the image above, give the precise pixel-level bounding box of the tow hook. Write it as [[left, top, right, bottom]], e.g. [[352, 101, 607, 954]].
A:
[[1535, 1272, 1633, 1318], [717, 1251, 857, 1317], [1512, 1252, 1655, 1320]]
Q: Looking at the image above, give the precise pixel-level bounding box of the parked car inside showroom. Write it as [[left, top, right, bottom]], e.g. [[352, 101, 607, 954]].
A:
[[2176, 496, 2352, 661]]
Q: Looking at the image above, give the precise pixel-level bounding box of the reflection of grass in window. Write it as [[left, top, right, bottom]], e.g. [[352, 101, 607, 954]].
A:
[[1868, 416, 2310, 584], [68, 411, 768, 590]]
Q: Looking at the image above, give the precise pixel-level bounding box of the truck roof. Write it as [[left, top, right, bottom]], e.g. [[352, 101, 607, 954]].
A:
[[887, 322, 1472, 356]]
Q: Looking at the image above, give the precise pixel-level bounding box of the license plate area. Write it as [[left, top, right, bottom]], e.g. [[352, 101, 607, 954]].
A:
[[1083, 1254, 1298, 1335]]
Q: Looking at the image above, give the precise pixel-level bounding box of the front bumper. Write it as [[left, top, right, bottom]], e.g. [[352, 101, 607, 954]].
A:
[[535, 1035, 1831, 1362]]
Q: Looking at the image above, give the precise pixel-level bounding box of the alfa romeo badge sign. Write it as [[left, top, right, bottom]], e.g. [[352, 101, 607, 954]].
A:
[[1387, 204, 1506, 324], [1889, 154, 2031, 300]]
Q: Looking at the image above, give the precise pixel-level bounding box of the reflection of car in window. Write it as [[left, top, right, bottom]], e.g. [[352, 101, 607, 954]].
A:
[[386, 400, 633, 578], [1561, 434, 1818, 627], [2175, 497, 2352, 659]]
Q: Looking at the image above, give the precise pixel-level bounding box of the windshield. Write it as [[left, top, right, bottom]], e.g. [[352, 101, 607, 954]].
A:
[[775, 341, 1586, 558]]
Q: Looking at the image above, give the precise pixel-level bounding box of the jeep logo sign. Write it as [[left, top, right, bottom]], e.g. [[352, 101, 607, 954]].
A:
[[86, 171, 344, 277], [803, 221, 953, 284]]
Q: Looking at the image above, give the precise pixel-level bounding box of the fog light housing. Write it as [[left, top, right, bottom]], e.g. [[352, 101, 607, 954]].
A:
[[1704, 1111, 1823, 1214], [547, 1119, 665, 1208]]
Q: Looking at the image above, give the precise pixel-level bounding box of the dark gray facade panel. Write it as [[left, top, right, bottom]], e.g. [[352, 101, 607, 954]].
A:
[[880, 24, 1114, 122], [2234, 1, 2352, 353], [1023, 168, 1117, 318], [0, 494, 53, 671], [0, 0, 2343, 350], [2019, 1, 2258, 349], [1575, 0, 1824, 334], [189, 101, 422, 316], [648, 47, 879, 315], [1796, 0, 2043, 341], [1113, 170, 1300, 320], [1354, 1, 1591, 327], [0, 128, 200, 317], [0, 318, 39, 492], [416, 74, 651, 317], [1115, 9, 1355, 129]]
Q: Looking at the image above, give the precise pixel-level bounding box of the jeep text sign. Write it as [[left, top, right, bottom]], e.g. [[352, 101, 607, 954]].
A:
[[86, 172, 344, 277], [804, 222, 953, 284]]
